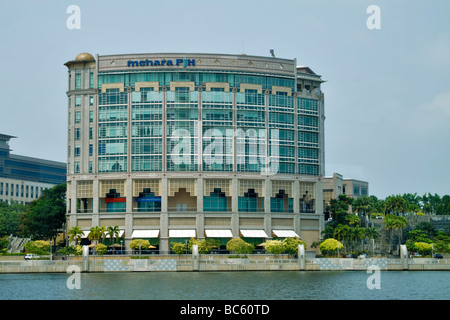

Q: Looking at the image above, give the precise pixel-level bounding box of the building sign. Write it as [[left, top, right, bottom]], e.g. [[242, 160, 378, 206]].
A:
[[127, 58, 195, 68], [136, 197, 162, 203]]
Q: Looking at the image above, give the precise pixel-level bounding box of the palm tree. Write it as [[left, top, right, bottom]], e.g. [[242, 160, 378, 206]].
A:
[[365, 227, 379, 255], [88, 226, 102, 245], [353, 196, 372, 227], [384, 214, 408, 255], [98, 226, 107, 244], [106, 226, 121, 253], [68, 226, 84, 246]]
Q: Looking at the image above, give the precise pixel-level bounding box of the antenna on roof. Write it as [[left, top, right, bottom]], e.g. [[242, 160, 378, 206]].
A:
[[270, 49, 275, 57]]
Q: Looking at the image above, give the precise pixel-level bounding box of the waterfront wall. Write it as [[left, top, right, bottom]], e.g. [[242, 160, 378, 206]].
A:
[[1, 255, 449, 273]]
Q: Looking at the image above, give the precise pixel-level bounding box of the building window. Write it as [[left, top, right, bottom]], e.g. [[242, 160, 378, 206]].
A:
[[75, 73, 81, 90], [89, 72, 94, 89], [204, 188, 228, 212], [74, 145, 81, 157], [74, 162, 80, 173], [74, 128, 81, 140], [75, 111, 81, 123], [75, 97, 81, 107]]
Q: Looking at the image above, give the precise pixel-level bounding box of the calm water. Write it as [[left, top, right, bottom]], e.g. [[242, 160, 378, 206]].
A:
[[0, 271, 449, 300]]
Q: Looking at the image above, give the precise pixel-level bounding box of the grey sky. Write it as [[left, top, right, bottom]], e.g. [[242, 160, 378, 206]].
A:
[[0, 0, 449, 199]]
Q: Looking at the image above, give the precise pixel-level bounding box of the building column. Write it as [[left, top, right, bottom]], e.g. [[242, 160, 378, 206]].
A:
[[160, 177, 169, 253], [196, 176, 204, 240], [264, 178, 271, 214], [232, 177, 238, 212], [92, 179, 99, 226], [125, 178, 133, 245], [294, 180, 300, 214]]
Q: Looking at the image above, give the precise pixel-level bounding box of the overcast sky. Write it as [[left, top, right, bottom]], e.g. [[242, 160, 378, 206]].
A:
[[0, 0, 449, 199]]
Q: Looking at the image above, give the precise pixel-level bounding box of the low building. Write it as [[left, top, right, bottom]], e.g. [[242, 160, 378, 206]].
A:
[[323, 173, 369, 218], [0, 133, 67, 204]]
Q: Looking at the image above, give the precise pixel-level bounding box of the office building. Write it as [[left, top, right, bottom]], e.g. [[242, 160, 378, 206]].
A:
[[0, 133, 66, 204], [64, 52, 326, 252]]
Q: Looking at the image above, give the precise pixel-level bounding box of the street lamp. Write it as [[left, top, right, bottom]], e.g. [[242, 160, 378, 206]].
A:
[[50, 240, 52, 261]]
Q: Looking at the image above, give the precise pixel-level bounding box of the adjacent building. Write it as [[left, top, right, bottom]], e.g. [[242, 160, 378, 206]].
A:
[[323, 172, 369, 217], [64, 52, 326, 252], [0, 133, 67, 204]]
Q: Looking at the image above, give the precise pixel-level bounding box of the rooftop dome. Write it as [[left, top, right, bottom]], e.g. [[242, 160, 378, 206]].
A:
[[75, 52, 95, 61]]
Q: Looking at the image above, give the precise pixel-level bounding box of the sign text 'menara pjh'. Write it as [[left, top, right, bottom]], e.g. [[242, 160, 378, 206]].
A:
[[127, 57, 195, 67]]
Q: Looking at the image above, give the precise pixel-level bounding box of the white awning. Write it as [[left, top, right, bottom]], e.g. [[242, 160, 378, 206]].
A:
[[169, 229, 196, 238], [240, 230, 268, 238], [82, 231, 90, 238], [104, 230, 125, 238], [205, 229, 233, 238], [131, 230, 160, 238], [272, 230, 299, 238]]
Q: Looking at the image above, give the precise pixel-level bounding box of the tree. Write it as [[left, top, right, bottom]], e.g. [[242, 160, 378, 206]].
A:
[[329, 195, 353, 226], [130, 239, 151, 253], [352, 196, 372, 227], [171, 242, 187, 255], [226, 238, 254, 254], [364, 227, 379, 255], [95, 243, 107, 255], [421, 193, 441, 215], [283, 237, 306, 254], [384, 195, 408, 215], [264, 240, 285, 255], [319, 238, 343, 257], [384, 214, 408, 255], [88, 226, 102, 245], [106, 226, 120, 246], [187, 238, 219, 254], [402, 193, 421, 214], [0, 201, 28, 237], [436, 195, 450, 215], [24, 240, 50, 255], [19, 183, 66, 241], [414, 242, 433, 255], [68, 226, 84, 245]]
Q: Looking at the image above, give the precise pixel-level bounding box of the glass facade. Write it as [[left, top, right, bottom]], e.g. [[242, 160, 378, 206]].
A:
[[90, 71, 320, 175]]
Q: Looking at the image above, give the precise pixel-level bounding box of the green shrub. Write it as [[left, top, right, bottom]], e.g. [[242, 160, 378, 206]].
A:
[[188, 238, 219, 254], [129, 239, 150, 251], [171, 242, 187, 255], [283, 237, 306, 254], [226, 238, 254, 254], [24, 240, 50, 255], [57, 245, 78, 256], [414, 242, 433, 255], [319, 238, 343, 256], [95, 243, 107, 255], [264, 240, 285, 254]]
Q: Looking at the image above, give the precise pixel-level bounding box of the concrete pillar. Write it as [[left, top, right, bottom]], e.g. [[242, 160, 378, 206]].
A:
[[160, 177, 169, 253], [298, 244, 305, 270], [294, 180, 300, 213], [125, 178, 133, 246], [232, 177, 238, 212], [92, 179, 99, 226], [264, 178, 271, 213], [192, 244, 199, 271]]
